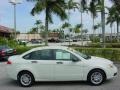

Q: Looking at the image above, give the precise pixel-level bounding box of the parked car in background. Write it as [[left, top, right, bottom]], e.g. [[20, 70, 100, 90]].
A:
[[18, 40, 28, 45], [6, 46, 117, 87], [48, 38, 60, 43], [65, 39, 73, 42], [0, 45, 16, 61], [31, 39, 42, 44]]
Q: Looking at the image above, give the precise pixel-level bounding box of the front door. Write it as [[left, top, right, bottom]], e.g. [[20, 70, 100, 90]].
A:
[[53, 49, 84, 81]]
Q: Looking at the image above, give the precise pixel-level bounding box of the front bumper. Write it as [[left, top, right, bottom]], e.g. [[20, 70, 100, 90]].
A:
[[106, 65, 118, 79]]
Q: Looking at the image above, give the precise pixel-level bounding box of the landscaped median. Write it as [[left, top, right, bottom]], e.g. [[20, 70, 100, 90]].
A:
[[15, 46, 120, 62]]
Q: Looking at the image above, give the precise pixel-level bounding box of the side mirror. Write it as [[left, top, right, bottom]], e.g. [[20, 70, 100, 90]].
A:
[[72, 58, 80, 62]]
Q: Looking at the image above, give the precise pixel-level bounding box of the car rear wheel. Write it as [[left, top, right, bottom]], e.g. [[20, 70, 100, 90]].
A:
[[87, 69, 106, 86], [17, 71, 34, 87]]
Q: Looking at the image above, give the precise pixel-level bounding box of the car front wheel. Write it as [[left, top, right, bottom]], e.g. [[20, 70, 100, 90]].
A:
[[17, 71, 34, 87], [87, 69, 106, 86]]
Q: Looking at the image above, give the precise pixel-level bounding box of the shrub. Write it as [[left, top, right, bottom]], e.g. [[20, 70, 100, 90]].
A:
[[16, 46, 32, 54], [75, 48, 120, 62], [90, 36, 100, 43], [0, 37, 19, 48], [87, 43, 120, 48]]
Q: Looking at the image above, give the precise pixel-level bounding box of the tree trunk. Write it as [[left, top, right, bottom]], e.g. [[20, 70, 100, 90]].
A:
[[45, 8, 49, 46], [116, 21, 119, 42], [101, 0, 106, 48]]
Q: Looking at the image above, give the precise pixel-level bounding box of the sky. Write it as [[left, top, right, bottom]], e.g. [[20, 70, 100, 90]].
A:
[[0, 0, 115, 34]]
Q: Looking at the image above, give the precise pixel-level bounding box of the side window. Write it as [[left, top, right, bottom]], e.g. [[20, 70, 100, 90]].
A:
[[40, 49, 53, 60], [54, 49, 71, 61], [23, 49, 54, 60]]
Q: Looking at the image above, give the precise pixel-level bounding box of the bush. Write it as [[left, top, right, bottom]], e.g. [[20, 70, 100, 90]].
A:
[[90, 36, 100, 43], [0, 37, 19, 48], [16, 46, 32, 54], [87, 43, 120, 48], [75, 48, 120, 62], [15, 45, 43, 54]]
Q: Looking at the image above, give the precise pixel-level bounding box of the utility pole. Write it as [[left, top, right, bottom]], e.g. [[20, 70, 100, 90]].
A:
[[9, 0, 22, 40]]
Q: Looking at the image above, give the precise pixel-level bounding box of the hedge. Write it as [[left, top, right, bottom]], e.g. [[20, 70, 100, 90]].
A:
[[75, 48, 120, 62], [87, 43, 120, 48], [15, 46, 120, 62]]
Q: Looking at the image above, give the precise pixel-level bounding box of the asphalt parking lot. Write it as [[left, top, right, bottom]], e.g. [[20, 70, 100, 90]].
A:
[[0, 62, 120, 90]]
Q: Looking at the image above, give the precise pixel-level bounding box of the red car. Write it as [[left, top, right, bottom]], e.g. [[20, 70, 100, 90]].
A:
[[0, 45, 16, 61]]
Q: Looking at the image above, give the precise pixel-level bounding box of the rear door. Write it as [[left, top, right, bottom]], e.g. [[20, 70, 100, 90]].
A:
[[23, 49, 55, 81]]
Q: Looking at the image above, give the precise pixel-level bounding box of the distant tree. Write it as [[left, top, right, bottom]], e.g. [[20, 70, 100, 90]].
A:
[[35, 20, 42, 33]]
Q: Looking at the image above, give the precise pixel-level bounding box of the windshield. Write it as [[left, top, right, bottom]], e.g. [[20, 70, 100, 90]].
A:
[[72, 49, 91, 60]]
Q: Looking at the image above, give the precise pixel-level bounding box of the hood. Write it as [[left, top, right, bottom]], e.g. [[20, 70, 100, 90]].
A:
[[89, 56, 113, 64]]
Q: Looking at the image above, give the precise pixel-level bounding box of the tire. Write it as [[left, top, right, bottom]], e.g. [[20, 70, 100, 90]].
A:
[[17, 71, 34, 87], [87, 69, 106, 86]]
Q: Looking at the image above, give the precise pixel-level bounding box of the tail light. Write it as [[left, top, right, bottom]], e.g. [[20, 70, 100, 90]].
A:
[[14, 49, 16, 54], [7, 61, 12, 65], [0, 50, 5, 56]]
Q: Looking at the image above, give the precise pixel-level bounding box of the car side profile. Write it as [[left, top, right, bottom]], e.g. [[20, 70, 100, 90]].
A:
[[6, 46, 117, 87]]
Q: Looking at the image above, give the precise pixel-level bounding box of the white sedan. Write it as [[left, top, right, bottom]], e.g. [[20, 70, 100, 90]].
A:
[[6, 46, 118, 87]]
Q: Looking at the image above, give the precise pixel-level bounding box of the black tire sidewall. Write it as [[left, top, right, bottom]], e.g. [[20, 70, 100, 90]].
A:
[[88, 69, 106, 86], [17, 72, 34, 87]]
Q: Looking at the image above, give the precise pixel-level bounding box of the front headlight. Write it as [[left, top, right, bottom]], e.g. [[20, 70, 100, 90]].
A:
[[108, 64, 114, 68]]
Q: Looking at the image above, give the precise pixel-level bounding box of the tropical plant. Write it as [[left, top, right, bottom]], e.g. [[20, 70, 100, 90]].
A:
[[107, 5, 120, 42], [27, 0, 68, 46], [74, 0, 87, 46], [74, 24, 81, 40], [35, 20, 42, 33], [28, 27, 37, 34], [62, 22, 71, 45], [89, 0, 99, 38], [106, 7, 114, 43], [90, 0, 114, 47]]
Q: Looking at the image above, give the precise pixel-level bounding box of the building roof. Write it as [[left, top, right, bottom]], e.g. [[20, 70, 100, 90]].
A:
[[0, 25, 13, 33]]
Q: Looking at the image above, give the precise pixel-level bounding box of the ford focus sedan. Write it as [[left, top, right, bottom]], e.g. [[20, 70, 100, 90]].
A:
[[6, 46, 117, 87]]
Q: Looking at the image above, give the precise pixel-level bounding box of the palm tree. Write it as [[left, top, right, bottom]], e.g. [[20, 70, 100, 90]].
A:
[[67, 0, 78, 17], [106, 8, 114, 43], [107, 5, 120, 42], [62, 22, 71, 28], [111, 0, 120, 13], [28, 0, 68, 46], [35, 20, 42, 33], [74, 25, 80, 40], [62, 22, 71, 45], [74, 24, 82, 40], [89, 0, 99, 40], [75, 0, 87, 46]]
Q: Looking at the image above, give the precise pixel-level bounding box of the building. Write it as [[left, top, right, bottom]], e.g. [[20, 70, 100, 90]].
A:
[[0, 25, 13, 38], [16, 32, 60, 41]]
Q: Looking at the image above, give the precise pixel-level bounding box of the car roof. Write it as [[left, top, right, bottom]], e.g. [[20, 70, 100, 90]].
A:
[[32, 46, 69, 50]]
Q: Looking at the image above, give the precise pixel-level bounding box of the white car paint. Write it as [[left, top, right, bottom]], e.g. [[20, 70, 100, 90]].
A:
[[6, 46, 117, 82]]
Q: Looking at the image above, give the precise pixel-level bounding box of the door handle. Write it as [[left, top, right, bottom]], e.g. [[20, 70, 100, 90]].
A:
[[56, 62, 63, 64], [31, 61, 38, 63]]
